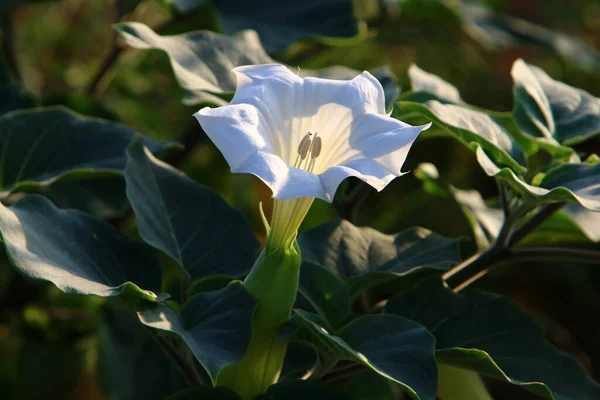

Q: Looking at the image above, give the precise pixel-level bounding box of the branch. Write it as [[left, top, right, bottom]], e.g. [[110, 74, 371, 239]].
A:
[[507, 202, 565, 246]]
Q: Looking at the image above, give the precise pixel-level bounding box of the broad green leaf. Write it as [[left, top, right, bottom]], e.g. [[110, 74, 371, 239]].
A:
[[138, 282, 255, 384], [125, 138, 259, 280], [0, 106, 175, 212], [386, 278, 600, 400], [166, 387, 241, 400], [298, 220, 461, 298], [294, 310, 437, 400], [512, 59, 600, 146], [407, 64, 463, 104], [166, 0, 361, 52], [345, 370, 401, 400], [398, 101, 527, 173], [97, 303, 188, 400], [476, 148, 600, 212], [255, 379, 350, 400], [115, 23, 398, 108], [297, 261, 351, 330], [0, 62, 36, 115], [0, 195, 162, 299]]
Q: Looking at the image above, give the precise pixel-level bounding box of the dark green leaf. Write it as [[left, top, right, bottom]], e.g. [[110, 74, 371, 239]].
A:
[[294, 310, 437, 400], [398, 101, 527, 172], [0, 195, 162, 299], [125, 138, 259, 280], [512, 59, 600, 146], [138, 282, 255, 384], [280, 342, 317, 379], [0, 61, 36, 115], [256, 379, 350, 400], [297, 261, 351, 330], [0, 106, 175, 211], [345, 370, 402, 400], [97, 303, 188, 400], [386, 278, 600, 400], [477, 148, 600, 211], [115, 23, 398, 108], [298, 220, 461, 298], [166, 387, 242, 400], [167, 0, 361, 52]]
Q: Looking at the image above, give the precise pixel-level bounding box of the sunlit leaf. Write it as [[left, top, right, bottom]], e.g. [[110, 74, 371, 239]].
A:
[[407, 64, 463, 104], [512, 59, 600, 146], [386, 278, 600, 400], [138, 282, 255, 383], [125, 138, 259, 280], [398, 101, 527, 172], [115, 23, 398, 108], [0, 195, 162, 299], [476, 148, 600, 212]]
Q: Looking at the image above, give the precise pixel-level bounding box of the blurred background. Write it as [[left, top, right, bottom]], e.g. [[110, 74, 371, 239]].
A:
[[1, 0, 600, 398]]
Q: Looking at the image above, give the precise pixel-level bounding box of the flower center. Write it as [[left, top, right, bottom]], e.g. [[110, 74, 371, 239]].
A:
[[293, 132, 322, 173]]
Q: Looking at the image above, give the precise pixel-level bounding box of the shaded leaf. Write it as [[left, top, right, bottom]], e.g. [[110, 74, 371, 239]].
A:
[[167, 0, 361, 52], [398, 101, 527, 172], [512, 59, 600, 146], [97, 303, 188, 400], [256, 379, 350, 400], [345, 370, 401, 400], [294, 310, 437, 400], [138, 282, 255, 384], [166, 387, 242, 400], [386, 278, 600, 400], [298, 220, 461, 297], [0, 106, 174, 202], [115, 23, 398, 108], [0, 195, 162, 299], [297, 261, 351, 330], [125, 138, 259, 280]]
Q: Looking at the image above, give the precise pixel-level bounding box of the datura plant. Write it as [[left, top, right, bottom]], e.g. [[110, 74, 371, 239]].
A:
[[3, 4, 600, 400]]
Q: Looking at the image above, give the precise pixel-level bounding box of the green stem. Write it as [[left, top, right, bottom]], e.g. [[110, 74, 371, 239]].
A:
[[437, 364, 493, 400], [218, 245, 301, 399]]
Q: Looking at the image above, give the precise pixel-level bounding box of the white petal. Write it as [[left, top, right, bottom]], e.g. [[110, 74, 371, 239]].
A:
[[194, 104, 270, 169], [350, 113, 431, 173], [233, 151, 325, 200], [318, 159, 398, 202]]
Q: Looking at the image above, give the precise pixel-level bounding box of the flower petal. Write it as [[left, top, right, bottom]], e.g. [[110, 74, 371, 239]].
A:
[[349, 113, 431, 173], [318, 159, 398, 202], [233, 151, 325, 200], [194, 104, 270, 169]]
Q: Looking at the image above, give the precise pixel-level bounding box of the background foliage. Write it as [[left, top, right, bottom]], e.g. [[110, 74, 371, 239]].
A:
[[1, 0, 600, 399]]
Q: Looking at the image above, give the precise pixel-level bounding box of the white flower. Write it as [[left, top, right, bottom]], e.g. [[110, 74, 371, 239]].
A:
[[195, 64, 429, 201], [194, 64, 429, 249]]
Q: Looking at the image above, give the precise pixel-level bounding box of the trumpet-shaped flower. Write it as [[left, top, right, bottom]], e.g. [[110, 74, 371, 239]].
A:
[[195, 64, 429, 249]]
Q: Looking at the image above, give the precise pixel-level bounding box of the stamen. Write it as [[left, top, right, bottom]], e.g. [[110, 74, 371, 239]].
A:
[[311, 134, 322, 159], [297, 132, 312, 160]]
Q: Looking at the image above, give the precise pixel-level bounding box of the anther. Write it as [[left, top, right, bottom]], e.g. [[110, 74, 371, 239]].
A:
[[297, 132, 313, 160], [311, 134, 322, 159]]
